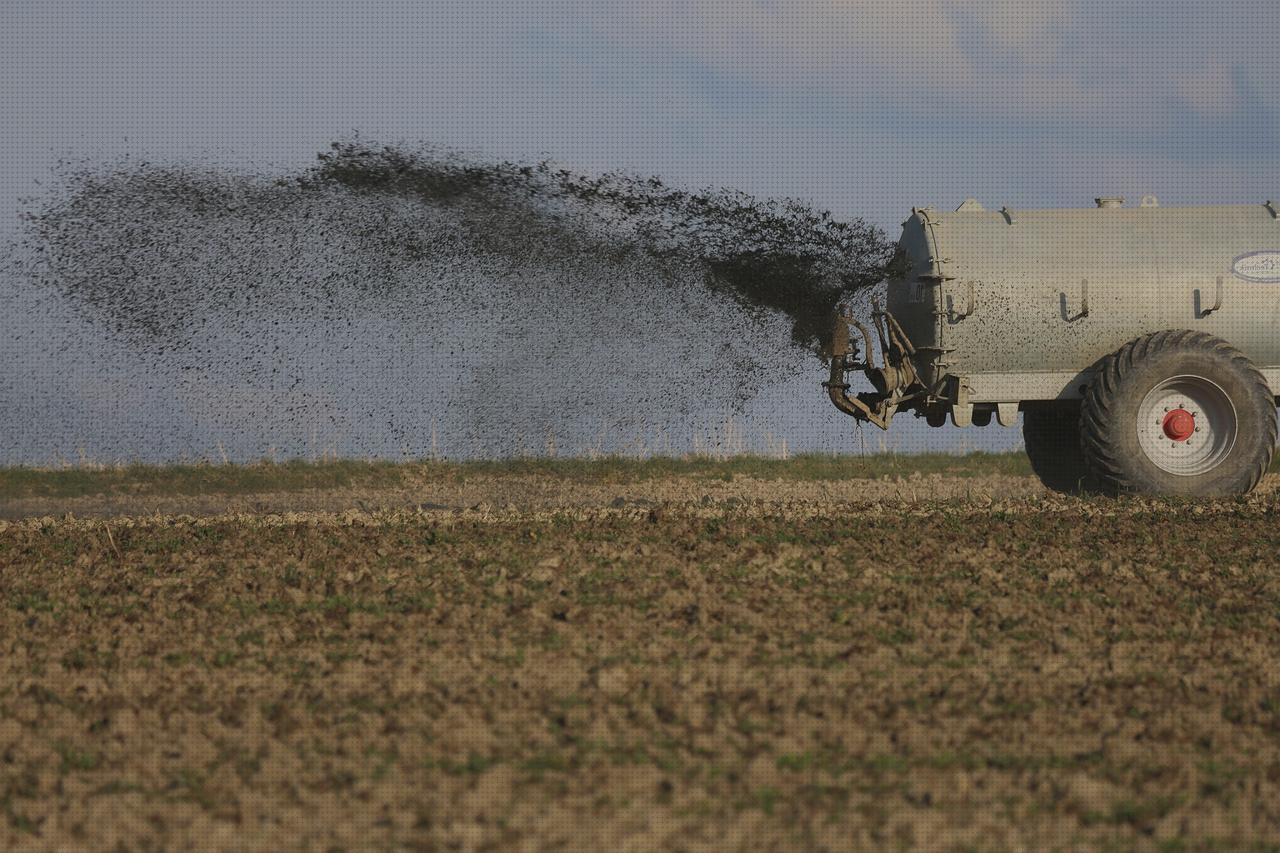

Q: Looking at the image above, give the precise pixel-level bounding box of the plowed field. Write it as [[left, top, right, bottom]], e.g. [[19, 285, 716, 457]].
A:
[[2, 460, 1279, 850]]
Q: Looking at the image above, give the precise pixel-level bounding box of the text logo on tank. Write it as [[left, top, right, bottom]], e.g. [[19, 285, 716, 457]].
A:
[[1231, 250, 1280, 282]]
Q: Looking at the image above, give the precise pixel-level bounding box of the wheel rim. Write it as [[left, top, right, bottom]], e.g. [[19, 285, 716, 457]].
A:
[[1136, 375, 1237, 476]]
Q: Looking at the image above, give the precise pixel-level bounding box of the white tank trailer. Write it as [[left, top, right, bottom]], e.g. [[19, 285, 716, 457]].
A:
[[827, 196, 1280, 496]]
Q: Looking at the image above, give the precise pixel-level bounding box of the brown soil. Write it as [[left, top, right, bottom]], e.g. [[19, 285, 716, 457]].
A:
[[3, 476, 1280, 850]]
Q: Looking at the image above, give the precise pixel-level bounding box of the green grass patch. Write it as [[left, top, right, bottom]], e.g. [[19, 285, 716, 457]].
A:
[[55, 741, 101, 773], [0, 452, 1034, 500], [0, 458, 407, 499]]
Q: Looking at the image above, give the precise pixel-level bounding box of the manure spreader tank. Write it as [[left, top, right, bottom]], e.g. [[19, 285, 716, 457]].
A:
[[827, 196, 1280, 496]]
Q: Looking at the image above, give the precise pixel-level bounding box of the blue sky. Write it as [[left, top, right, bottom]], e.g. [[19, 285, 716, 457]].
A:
[[3, 1, 1279, 462], [5, 0, 1278, 230]]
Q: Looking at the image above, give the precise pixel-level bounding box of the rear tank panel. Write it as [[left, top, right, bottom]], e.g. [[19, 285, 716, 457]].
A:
[[885, 201, 1280, 402], [883, 210, 943, 386]]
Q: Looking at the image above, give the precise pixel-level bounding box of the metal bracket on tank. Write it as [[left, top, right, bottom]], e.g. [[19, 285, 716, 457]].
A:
[[950, 380, 973, 427], [1063, 279, 1090, 322], [1197, 276, 1224, 317], [914, 207, 955, 281], [946, 281, 978, 321]]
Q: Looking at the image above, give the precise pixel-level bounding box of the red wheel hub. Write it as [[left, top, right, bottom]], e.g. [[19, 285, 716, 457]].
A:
[[1162, 408, 1195, 442]]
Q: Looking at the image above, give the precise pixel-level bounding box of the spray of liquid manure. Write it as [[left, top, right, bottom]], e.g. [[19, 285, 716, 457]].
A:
[[11, 140, 896, 461]]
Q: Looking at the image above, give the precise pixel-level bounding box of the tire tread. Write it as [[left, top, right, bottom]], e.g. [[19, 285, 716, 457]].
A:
[[1080, 331, 1276, 495]]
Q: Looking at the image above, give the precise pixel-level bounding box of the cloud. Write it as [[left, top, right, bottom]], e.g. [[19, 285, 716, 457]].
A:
[[565, 0, 1276, 137], [572, 1, 976, 89], [3, 0, 1278, 222]]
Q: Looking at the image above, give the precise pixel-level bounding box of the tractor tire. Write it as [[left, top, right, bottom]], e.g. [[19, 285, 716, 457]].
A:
[[1081, 330, 1277, 496], [1022, 403, 1091, 494]]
